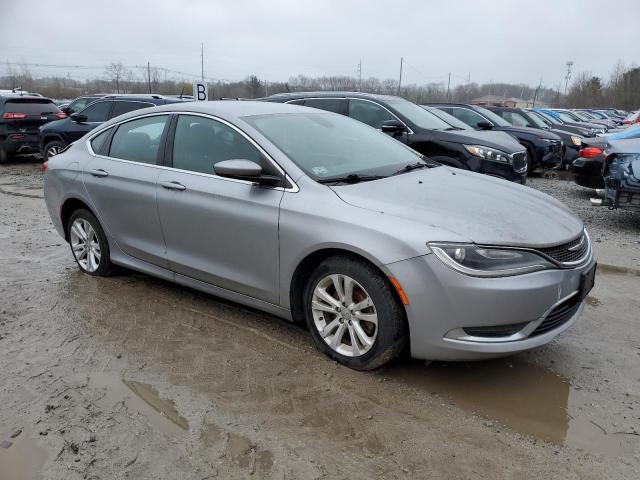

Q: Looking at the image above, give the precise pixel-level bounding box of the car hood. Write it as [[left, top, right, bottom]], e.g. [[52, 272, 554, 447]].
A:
[[40, 118, 69, 132], [331, 167, 583, 248], [496, 125, 560, 140], [435, 128, 523, 151]]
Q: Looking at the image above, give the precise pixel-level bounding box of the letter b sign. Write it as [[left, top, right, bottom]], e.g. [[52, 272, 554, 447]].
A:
[[193, 82, 208, 101]]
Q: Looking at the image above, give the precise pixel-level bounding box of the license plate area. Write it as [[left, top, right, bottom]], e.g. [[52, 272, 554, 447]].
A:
[[580, 263, 596, 300]]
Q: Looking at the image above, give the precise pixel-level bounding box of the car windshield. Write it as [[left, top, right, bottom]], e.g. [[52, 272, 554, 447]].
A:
[[536, 111, 560, 124], [385, 99, 453, 130], [557, 111, 578, 123], [473, 106, 511, 127], [243, 112, 427, 181], [525, 111, 550, 129], [425, 107, 472, 130], [575, 111, 594, 120]]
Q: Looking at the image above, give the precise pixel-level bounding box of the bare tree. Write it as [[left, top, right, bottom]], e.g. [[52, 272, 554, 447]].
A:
[[104, 62, 126, 94]]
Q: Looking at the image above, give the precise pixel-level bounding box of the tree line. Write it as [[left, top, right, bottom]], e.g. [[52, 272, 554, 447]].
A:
[[1, 60, 638, 110]]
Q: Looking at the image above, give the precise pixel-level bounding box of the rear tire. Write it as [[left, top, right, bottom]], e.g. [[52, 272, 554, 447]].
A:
[[43, 140, 66, 161], [303, 255, 407, 370], [67, 209, 113, 277], [0, 147, 8, 164]]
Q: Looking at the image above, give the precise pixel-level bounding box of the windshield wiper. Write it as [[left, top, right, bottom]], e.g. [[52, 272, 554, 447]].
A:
[[442, 127, 464, 131], [317, 173, 386, 185], [392, 161, 429, 176]]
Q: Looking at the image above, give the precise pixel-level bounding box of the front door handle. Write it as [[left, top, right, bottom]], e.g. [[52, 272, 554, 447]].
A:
[[88, 169, 109, 178], [159, 181, 186, 191]]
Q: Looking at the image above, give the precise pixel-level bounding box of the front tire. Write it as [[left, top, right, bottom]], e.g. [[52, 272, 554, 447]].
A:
[[67, 209, 113, 276], [303, 255, 407, 370]]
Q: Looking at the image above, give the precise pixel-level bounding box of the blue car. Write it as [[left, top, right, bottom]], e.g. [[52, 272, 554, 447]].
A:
[[606, 124, 640, 141]]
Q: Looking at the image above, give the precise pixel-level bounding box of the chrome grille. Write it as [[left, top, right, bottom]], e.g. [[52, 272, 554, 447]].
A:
[[536, 233, 589, 265]]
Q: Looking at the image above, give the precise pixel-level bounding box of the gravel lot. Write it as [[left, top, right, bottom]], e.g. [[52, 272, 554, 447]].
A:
[[1, 159, 639, 479]]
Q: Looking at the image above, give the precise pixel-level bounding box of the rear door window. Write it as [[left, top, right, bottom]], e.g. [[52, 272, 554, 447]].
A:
[[110, 101, 155, 119], [90, 128, 113, 155], [79, 101, 112, 123], [109, 115, 169, 164]]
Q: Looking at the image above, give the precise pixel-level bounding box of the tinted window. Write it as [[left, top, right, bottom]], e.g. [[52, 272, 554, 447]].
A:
[[80, 101, 111, 122], [502, 111, 530, 127], [110, 101, 154, 119], [302, 98, 347, 115], [287, 99, 305, 106], [348, 99, 394, 129], [90, 128, 112, 154], [448, 107, 488, 128], [172, 115, 269, 175], [109, 115, 168, 164], [473, 106, 511, 127], [68, 97, 99, 113], [244, 112, 424, 180], [5, 100, 60, 114]]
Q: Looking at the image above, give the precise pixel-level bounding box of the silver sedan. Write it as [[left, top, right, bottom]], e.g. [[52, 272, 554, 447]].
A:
[[43, 101, 596, 370]]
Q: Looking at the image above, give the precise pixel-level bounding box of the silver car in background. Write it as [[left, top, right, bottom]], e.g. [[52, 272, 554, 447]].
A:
[[43, 101, 596, 370]]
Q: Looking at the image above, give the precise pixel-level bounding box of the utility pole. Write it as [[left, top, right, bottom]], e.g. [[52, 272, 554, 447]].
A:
[[564, 61, 573, 98], [357, 60, 362, 91], [446, 72, 451, 101], [147, 62, 151, 93], [397, 57, 403, 95], [532, 76, 543, 108], [466, 72, 471, 101], [201, 43, 204, 81]]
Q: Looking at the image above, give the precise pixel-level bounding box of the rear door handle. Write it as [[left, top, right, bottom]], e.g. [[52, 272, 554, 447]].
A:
[[159, 181, 186, 191], [88, 169, 109, 178]]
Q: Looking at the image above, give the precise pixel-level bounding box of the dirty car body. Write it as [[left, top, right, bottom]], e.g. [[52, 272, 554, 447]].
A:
[[43, 101, 595, 366]]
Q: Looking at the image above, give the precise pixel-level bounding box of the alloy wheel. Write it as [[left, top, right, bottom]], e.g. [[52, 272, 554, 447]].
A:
[[46, 145, 62, 159], [311, 274, 378, 357], [70, 218, 101, 272]]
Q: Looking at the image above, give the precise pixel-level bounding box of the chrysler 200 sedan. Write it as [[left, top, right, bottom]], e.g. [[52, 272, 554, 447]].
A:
[[43, 101, 596, 370]]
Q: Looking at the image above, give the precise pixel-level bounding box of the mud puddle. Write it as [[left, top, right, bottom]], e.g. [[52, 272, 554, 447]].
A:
[[0, 427, 48, 480], [87, 374, 188, 436], [386, 359, 633, 455]]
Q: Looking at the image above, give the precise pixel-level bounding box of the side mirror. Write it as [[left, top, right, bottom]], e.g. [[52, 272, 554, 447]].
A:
[[70, 113, 87, 123], [477, 121, 494, 130], [381, 119, 406, 133], [214, 159, 283, 187], [61, 106, 72, 115]]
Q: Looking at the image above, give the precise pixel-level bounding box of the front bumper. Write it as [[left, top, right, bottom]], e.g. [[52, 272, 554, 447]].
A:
[[384, 252, 595, 361]]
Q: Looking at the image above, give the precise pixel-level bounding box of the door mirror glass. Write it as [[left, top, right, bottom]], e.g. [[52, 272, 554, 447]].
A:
[[381, 119, 406, 133], [477, 121, 494, 130]]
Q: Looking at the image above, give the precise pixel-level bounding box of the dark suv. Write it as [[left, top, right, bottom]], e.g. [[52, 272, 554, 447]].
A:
[[61, 94, 106, 115], [1, 94, 66, 163], [486, 107, 582, 165], [261, 92, 528, 183], [39, 95, 186, 160], [427, 103, 563, 172]]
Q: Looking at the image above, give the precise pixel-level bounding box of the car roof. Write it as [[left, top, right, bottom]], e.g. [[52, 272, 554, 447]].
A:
[[261, 91, 404, 102], [424, 103, 474, 107], [94, 100, 321, 128], [0, 94, 55, 102]]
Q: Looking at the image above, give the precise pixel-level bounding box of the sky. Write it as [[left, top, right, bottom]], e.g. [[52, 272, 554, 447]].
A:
[[1, 0, 639, 89]]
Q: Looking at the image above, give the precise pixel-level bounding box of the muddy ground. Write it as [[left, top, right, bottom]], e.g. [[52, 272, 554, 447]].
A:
[[1, 160, 639, 480]]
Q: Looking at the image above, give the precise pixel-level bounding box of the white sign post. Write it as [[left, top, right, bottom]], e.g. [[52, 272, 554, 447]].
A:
[[193, 82, 209, 101]]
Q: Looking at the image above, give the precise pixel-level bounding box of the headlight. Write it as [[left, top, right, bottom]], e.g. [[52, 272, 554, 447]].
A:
[[428, 243, 554, 277], [464, 145, 511, 164], [570, 135, 582, 146]]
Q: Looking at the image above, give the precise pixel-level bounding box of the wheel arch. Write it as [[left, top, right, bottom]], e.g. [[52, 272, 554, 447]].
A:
[[60, 197, 95, 241], [288, 247, 406, 326]]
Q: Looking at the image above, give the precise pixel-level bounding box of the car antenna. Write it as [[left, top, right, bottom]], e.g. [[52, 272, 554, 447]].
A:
[[179, 86, 185, 99]]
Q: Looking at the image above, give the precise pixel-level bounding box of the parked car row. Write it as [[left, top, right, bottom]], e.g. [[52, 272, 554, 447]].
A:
[[43, 100, 597, 369], [0, 92, 194, 163]]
